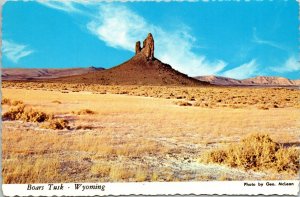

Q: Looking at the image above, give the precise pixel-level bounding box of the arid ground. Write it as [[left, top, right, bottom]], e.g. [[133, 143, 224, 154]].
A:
[[2, 82, 300, 183]]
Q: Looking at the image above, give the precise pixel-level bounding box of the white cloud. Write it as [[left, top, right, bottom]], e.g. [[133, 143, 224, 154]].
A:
[[87, 4, 227, 76], [2, 40, 34, 63], [37, 0, 80, 13], [87, 5, 149, 51], [36, 2, 227, 76], [271, 56, 300, 73], [222, 59, 258, 79], [252, 28, 287, 51]]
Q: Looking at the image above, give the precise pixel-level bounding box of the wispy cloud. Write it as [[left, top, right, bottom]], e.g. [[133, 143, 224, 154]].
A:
[[87, 5, 149, 51], [222, 59, 258, 79], [87, 4, 227, 76], [37, 0, 80, 13], [271, 56, 300, 73], [37, 2, 226, 76], [252, 28, 287, 51], [2, 40, 34, 63]]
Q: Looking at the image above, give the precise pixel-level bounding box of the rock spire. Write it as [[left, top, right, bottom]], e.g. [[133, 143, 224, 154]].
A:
[[135, 33, 154, 60]]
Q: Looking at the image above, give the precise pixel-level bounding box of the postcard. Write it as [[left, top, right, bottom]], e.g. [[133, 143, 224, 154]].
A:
[[1, 0, 299, 196]]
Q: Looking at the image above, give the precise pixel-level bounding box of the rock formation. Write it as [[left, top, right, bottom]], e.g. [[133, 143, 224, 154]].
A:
[[55, 32, 208, 86], [135, 41, 141, 54], [135, 33, 155, 60]]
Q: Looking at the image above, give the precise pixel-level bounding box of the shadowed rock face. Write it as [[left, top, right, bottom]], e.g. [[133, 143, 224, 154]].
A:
[[135, 41, 141, 54], [136, 33, 155, 60]]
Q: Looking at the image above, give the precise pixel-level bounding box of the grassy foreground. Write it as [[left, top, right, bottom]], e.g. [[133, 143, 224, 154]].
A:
[[2, 84, 300, 183]]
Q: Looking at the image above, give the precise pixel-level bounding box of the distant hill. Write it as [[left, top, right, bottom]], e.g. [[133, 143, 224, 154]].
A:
[[293, 80, 300, 85], [195, 75, 242, 86], [2, 67, 104, 81], [195, 75, 300, 87], [54, 33, 208, 86], [242, 76, 297, 86]]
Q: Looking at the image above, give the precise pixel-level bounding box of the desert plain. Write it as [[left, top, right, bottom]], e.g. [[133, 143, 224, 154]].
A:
[[2, 81, 300, 183]]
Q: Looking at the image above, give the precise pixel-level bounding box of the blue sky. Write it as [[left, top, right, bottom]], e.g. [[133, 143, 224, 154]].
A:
[[2, 1, 299, 79]]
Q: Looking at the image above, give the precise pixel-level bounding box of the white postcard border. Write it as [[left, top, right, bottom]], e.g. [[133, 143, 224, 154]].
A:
[[2, 180, 300, 196]]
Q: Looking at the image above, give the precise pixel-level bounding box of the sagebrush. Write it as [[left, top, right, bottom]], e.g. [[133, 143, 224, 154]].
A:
[[199, 133, 299, 174]]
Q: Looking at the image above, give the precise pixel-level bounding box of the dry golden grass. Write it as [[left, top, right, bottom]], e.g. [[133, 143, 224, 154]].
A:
[[1, 98, 11, 105], [11, 100, 24, 106], [174, 100, 193, 106], [2, 104, 52, 123], [135, 167, 148, 182], [3, 81, 300, 109], [52, 100, 62, 104], [199, 133, 299, 174], [2, 84, 300, 183], [151, 172, 159, 181], [90, 163, 111, 178], [2, 98, 24, 106], [41, 119, 70, 130], [2, 103, 70, 130], [74, 109, 97, 115], [75, 125, 94, 130], [3, 157, 61, 184], [109, 165, 135, 181]]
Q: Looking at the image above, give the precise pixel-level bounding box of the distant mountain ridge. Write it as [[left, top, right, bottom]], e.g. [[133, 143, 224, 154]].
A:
[[2, 67, 104, 81], [195, 75, 300, 86], [242, 76, 298, 86]]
